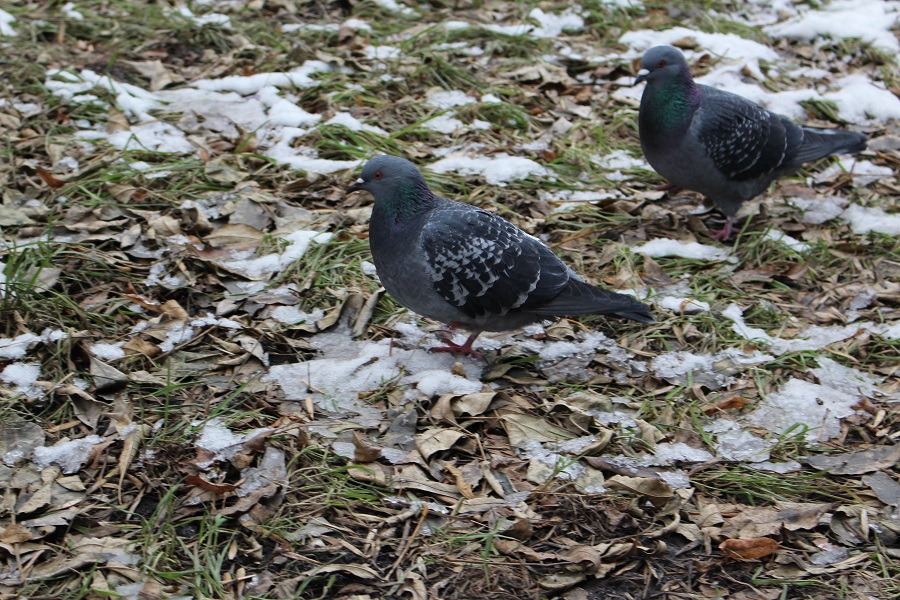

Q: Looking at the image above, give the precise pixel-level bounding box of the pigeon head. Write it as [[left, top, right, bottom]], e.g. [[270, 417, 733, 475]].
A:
[[349, 155, 436, 222], [635, 45, 690, 85]]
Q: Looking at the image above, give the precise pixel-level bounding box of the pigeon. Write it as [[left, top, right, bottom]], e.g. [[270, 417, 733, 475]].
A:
[[635, 45, 868, 240], [348, 155, 654, 357]]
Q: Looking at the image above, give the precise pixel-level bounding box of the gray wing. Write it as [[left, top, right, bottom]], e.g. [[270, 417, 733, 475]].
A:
[[696, 85, 803, 182], [421, 204, 569, 319]]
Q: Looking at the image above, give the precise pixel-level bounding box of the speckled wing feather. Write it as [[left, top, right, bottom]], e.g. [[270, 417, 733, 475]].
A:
[[696, 87, 801, 182], [421, 205, 569, 319]]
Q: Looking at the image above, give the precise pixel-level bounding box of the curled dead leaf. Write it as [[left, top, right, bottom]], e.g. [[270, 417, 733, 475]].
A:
[[719, 537, 779, 561], [185, 475, 239, 494], [352, 431, 382, 463]]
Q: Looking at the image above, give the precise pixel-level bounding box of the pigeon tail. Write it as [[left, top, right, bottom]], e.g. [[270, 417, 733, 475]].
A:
[[793, 128, 867, 165], [532, 279, 655, 324]]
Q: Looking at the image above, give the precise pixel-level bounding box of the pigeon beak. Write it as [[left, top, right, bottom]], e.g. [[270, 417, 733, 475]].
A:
[[634, 69, 649, 85], [347, 177, 365, 193]]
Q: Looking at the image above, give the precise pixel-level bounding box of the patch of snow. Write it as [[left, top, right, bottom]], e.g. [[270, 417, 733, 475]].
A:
[[194, 417, 273, 467], [815, 158, 896, 188], [645, 442, 714, 466], [269, 306, 324, 325], [655, 296, 710, 314], [33, 435, 105, 474], [422, 114, 467, 134], [634, 238, 734, 262], [764, 0, 900, 53], [651, 348, 773, 388], [428, 153, 547, 186], [528, 8, 584, 38], [220, 230, 333, 278], [89, 342, 126, 361], [0, 333, 42, 360], [748, 356, 888, 441], [542, 189, 623, 214], [323, 112, 389, 135], [821, 76, 900, 124], [789, 195, 849, 225], [620, 26, 779, 64], [762, 229, 811, 252], [749, 378, 859, 441], [173, 5, 231, 28], [363, 45, 402, 61], [371, 0, 416, 15], [426, 90, 477, 109], [723, 303, 872, 355], [406, 370, 483, 397], [715, 427, 775, 462], [841, 204, 900, 236], [266, 324, 484, 428], [61, 3, 84, 20], [0, 9, 17, 36], [1, 363, 43, 398]]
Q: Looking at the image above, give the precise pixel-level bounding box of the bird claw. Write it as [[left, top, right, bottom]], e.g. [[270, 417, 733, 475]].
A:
[[429, 332, 483, 358], [656, 182, 683, 194], [709, 218, 735, 241]]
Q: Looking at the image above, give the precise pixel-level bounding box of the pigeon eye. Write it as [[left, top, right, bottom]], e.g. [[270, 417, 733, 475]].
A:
[[658, 60, 666, 68], [374, 171, 383, 180]]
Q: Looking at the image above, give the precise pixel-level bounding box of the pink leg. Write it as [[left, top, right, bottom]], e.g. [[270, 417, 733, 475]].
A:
[[709, 217, 735, 241], [656, 182, 682, 193], [430, 332, 483, 359]]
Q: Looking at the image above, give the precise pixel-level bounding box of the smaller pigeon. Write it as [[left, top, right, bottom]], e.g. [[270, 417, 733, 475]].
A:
[[636, 45, 867, 240], [348, 155, 653, 357]]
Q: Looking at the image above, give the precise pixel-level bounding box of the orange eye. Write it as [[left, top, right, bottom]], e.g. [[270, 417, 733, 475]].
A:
[[658, 60, 666, 68], [374, 171, 383, 180]]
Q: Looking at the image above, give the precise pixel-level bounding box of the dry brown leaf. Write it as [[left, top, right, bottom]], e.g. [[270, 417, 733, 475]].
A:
[[720, 537, 779, 561], [444, 464, 475, 499], [0, 524, 33, 543], [352, 431, 382, 463], [204, 223, 264, 249], [499, 412, 572, 446], [606, 475, 674, 506], [185, 474, 239, 494], [35, 165, 65, 189], [806, 445, 900, 475], [414, 428, 464, 459]]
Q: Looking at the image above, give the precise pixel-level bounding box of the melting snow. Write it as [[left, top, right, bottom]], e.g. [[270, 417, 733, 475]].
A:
[[1, 363, 43, 399], [33, 435, 105, 474], [748, 357, 890, 441], [634, 239, 734, 262], [194, 417, 273, 467], [765, 0, 900, 53], [426, 90, 477, 109], [722, 304, 890, 356], [89, 342, 126, 361], [0, 9, 16, 36], [428, 153, 548, 186], [762, 229, 811, 252], [220, 230, 333, 278], [266, 324, 485, 428], [0, 333, 42, 360], [789, 196, 849, 225], [651, 348, 773, 388], [840, 205, 900, 236]]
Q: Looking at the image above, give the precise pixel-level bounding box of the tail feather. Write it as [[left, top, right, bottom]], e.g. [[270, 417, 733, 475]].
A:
[[794, 127, 867, 164], [532, 279, 655, 323]]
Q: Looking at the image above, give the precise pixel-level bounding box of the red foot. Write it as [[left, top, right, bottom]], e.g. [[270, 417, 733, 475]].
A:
[[656, 182, 682, 193], [709, 218, 735, 241], [429, 332, 483, 358]]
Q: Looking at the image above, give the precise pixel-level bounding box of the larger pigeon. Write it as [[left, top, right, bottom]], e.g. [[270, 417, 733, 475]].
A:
[[636, 45, 867, 240], [348, 155, 654, 357]]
